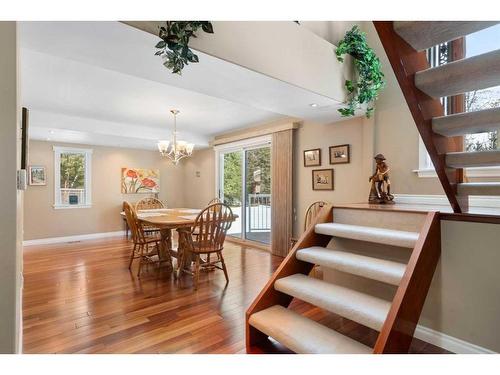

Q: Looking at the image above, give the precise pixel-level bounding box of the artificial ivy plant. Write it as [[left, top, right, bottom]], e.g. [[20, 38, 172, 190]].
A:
[[155, 21, 214, 74], [336, 25, 385, 118]]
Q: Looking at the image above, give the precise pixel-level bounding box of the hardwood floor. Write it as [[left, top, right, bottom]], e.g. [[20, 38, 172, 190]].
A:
[[22, 237, 449, 354]]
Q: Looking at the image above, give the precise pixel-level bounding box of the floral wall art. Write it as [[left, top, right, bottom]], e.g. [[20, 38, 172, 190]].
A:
[[121, 168, 160, 194]]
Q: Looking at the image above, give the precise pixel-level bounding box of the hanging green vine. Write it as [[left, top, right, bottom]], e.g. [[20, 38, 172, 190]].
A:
[[155, 21, 214, 74], [336, 26, 385, 118]]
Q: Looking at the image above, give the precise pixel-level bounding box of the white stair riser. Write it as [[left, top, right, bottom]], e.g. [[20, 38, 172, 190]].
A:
[[296, 247, 406, 286], [394, 21, 499, 51], [433, 107, 500, 137], [415, 49, 500, 98], [249, 305, 372, 354], [315, 223, 419, 248], [275, 274, 391, 331], [446, 150, 500, 168], [457, 182, 500, 196]]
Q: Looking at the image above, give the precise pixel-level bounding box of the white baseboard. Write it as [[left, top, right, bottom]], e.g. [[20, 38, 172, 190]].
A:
[[414, 324, 496, 354], [394, 194, 500, 209], [23, 230, 126, 246]]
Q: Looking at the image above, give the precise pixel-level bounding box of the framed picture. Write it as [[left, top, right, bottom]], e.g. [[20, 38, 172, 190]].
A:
[[329, 144, 350, 164], [303, 148, 321, 167], [121, 168, 160, 194], [312, 169, 334, 190], [28, 166, 46, 186]]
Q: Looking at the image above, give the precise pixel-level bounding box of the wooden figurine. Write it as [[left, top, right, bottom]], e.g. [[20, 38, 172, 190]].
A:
[[369, 153, 394, 204]]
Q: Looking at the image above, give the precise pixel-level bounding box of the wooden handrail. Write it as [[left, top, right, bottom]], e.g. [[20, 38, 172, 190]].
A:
[[373, 21, 465, 213], [245, 203, 334, 353], [373, 211, 441, 353]]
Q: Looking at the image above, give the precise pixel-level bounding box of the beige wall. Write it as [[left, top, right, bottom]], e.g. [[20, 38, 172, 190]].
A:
[[182, 147, 216, 209], [419, 220, 500, 352], [361, 22, 446, 195], [24, 141, 186, 240], [0, 21, 22, 353], [293, 117, 372, 236]]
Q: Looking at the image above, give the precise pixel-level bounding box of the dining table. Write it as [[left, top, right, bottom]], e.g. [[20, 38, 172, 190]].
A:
[[121, 207, 202, 275]]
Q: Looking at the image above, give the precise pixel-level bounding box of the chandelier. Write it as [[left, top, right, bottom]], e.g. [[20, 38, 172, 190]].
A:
[[157, 110, 194, 165]]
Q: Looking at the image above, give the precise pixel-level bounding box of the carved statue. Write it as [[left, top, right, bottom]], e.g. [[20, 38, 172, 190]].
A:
[[369, 154, 394, 204]]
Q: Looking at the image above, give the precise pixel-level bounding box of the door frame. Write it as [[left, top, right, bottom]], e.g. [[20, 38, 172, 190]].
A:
[[214, 135, 272, 243]]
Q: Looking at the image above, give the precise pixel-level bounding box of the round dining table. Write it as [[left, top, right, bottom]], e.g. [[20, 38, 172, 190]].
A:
[[134, 208, 201, 272]]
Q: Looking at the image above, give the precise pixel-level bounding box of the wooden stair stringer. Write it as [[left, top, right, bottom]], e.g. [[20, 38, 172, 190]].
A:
[[373, 21, 464, 213], [373, 211, 441, 353]]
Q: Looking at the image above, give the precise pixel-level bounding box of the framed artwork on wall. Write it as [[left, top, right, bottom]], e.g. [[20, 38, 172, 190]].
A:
[[312, 169, 334, 190], [28, 165, 46, 186], [303, 148, 321, 167], [329, 144, 350, 164], [121, 168, 160, 194]]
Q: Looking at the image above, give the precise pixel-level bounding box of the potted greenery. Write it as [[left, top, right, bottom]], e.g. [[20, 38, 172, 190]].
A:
[[155, 21, 214, 74], [336, 25, 385, 118]]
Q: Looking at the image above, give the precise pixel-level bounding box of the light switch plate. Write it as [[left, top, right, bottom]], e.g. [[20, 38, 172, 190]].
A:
[[17, 169, 27, 190]]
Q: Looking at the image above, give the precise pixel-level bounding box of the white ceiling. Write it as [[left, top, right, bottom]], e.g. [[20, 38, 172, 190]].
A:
[[20, 21, 345, 150]]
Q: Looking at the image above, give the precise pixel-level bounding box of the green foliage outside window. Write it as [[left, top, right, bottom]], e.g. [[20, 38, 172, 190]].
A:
[[222, 147, 271, 206], [60, 153, 85, 189]]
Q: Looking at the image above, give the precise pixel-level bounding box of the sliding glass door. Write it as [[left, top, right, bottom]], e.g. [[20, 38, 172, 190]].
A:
[[217, 138, 271, 244]]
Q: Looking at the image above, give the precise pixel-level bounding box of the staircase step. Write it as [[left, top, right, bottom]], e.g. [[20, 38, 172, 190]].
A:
[[433, 107, 500, 137], [415, 49, 500, 98], [274, 274, 391, 331], [446, 150, 500, 168], [248, 305, 372, 354], [457, 182, 500, 196], [394, 21, 498, 51], [296, 246, 406, 286], [315, 222, 419, 248]]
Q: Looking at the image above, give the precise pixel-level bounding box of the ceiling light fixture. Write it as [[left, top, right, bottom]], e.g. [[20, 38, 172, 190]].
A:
[[157, 110, 194, 165], [309, 103, 319, 108]]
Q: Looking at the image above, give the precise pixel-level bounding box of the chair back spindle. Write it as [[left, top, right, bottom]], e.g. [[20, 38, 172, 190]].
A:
[[135, 197, 165, 211], [192, 203, 233, 253]]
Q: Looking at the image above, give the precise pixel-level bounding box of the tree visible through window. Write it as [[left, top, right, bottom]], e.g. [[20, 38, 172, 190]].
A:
[[463, 25, 500, 152], [54, 147, 92, 207], [465, 89, 499, 151]]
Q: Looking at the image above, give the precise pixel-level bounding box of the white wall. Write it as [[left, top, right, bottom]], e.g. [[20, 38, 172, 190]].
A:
[[0, 21, 22, 353]]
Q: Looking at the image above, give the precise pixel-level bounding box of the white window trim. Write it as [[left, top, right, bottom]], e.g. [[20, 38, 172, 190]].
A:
[[53, 146, 93, 209], [414, 136, 500, 178]]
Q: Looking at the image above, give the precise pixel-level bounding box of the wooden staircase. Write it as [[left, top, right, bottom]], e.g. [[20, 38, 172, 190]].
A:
[[374, 21, 500, 213], [246, 204, 440, 353]]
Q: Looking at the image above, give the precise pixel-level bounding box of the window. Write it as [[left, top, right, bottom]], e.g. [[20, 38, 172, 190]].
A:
[[53, 146, 92, 209], [416, 24, 500, 178]]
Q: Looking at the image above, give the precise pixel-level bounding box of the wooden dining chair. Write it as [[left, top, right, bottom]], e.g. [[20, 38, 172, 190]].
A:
[[135, 197, 166, 236], [290, 201, 328, 249], [123, 201, 162, 277], [192, 197, 222, 239], [135, 197, 166, 211], [207, 197, 222, 205], [179, 202, 234, 290]]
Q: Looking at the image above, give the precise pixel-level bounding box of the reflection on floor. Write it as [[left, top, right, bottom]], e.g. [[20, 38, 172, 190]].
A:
[[228, 232, 271, 245], [22, 237, 449, 354]]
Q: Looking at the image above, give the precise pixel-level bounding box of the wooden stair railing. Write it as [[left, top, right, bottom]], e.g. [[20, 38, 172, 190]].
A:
[[245, 203, 333, 353], [374, 211, 441, 353], [373, 21, 465, 213]]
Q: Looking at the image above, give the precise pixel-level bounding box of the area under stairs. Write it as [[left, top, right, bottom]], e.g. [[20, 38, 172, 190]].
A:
[[246, 204, 441, 354], [374, 21, 500, 213]]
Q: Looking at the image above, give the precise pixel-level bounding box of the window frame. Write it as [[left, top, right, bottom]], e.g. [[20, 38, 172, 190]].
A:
[[53, 146, 93, 209]]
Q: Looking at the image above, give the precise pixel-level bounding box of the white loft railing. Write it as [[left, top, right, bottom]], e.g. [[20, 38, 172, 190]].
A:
[[60, 188, 85, 205]]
